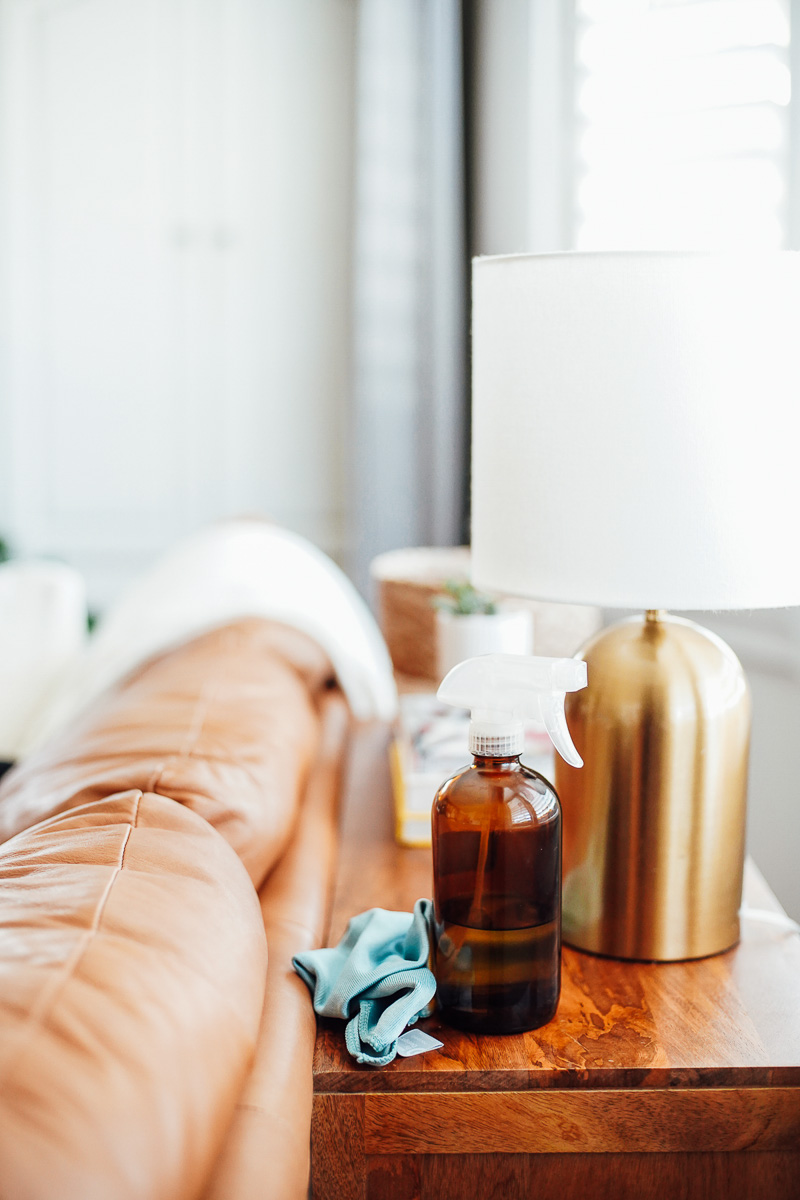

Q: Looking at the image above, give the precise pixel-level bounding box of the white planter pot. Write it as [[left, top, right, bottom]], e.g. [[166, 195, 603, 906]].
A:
[[436, 608, 533, 682]]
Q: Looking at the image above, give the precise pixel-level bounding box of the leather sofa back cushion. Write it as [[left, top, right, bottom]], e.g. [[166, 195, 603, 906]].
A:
[[0, 619, 331, 888], [0, 789, 267, 1200]]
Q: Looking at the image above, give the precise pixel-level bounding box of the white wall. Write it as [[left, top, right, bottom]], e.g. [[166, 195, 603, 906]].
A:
[[0, 0, 355, 609], [746, 667, 800, 919], [709, 612, 800, 921]]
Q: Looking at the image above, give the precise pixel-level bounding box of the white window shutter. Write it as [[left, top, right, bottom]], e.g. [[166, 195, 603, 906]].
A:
[[573, 0, 792, 250]]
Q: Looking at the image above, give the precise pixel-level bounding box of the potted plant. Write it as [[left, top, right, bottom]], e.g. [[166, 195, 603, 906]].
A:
[[433, 580, 533, 680]]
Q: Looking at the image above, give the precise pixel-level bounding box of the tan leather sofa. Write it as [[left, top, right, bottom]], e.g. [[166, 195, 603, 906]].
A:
[[0, 616, 351, 1200]]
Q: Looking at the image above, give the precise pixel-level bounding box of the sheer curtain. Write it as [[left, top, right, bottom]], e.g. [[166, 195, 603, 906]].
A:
[[348, 0, 468, 596]]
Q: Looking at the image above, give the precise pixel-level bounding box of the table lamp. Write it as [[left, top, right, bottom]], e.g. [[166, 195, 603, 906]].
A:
[[471, 251, 800, 961]]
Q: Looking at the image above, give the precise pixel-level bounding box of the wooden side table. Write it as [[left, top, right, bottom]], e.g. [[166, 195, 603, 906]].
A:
[[312, 724, 800, 1199]]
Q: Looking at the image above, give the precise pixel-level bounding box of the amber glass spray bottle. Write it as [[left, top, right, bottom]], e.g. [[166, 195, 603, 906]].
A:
[[432, 654, 587, 1034]]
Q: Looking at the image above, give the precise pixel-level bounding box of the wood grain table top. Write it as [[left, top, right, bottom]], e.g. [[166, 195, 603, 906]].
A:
[[313, 722, 800, 1096]]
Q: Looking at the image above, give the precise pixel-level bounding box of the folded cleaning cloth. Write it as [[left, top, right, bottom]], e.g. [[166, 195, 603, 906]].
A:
[[293, 899, 436, 1066]]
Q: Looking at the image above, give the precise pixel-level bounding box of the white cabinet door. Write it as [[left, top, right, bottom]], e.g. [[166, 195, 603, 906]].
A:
[[3, 0, 190, 604], [1, 0, 355, 608], [214, 0, 355, 564]]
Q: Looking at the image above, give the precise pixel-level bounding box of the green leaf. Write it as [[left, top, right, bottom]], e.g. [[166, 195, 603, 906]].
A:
[[433, 578, 497, 616]]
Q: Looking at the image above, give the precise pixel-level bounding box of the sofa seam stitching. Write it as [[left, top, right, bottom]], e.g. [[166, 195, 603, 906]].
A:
[[147, 682, 216, 796], [0, 789, 143, 1084]]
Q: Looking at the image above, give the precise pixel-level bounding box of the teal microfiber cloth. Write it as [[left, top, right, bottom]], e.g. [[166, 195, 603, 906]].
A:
[[292, 898, 436, 1067]]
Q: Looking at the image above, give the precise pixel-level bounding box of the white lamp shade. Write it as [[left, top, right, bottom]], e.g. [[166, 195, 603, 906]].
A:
[[471, 251, 800, 611]]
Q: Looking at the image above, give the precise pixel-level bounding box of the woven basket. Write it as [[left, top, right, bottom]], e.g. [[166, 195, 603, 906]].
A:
[[371, 547, 471, 680]]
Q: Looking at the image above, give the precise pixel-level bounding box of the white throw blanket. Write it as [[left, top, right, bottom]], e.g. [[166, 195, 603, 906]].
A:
[[20, 521, 398, 756]]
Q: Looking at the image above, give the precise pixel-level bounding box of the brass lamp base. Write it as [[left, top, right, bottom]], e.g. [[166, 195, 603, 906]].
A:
[[555, 611, 751, 961]]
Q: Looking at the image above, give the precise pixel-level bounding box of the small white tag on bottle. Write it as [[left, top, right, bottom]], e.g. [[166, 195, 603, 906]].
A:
[[395, 1028, 444, 1057]]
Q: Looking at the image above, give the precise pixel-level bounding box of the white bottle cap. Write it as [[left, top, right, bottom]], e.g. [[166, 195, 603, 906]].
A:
[[469, 719, 524, 757]]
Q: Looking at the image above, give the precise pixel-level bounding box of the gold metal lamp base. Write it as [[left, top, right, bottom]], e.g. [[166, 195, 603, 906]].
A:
[[555, 611, 751, 961]]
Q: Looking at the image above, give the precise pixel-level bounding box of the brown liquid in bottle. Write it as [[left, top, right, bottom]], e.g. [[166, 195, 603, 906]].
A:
[[432, 754, 561, 1034]]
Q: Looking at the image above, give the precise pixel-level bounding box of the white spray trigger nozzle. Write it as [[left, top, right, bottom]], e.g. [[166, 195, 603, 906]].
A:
[[437, 653, 587, 765], [538, 692, 583, 768]]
